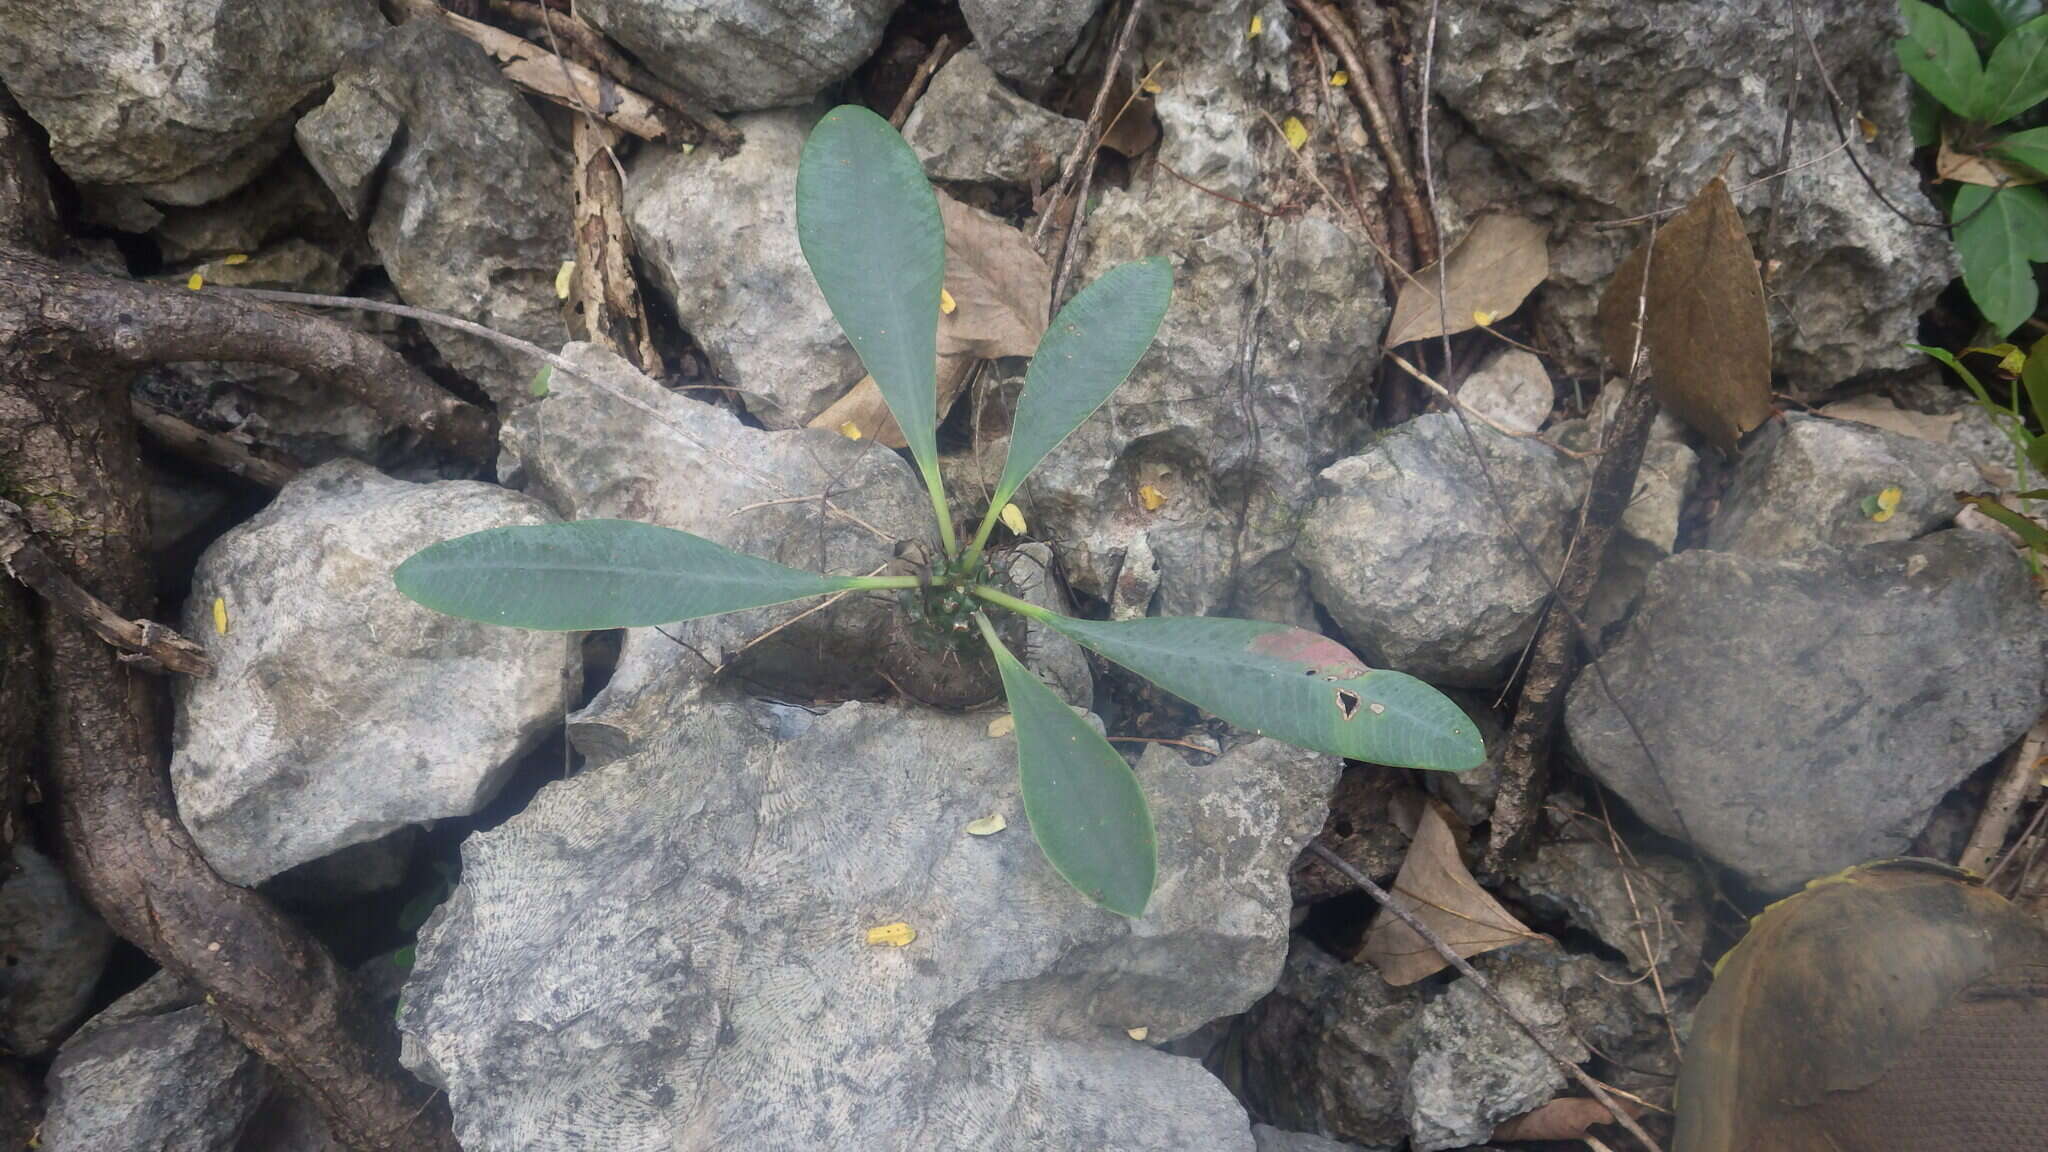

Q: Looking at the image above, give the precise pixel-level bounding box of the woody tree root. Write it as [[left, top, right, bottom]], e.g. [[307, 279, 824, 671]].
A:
[[0, 238, 466, 1148]]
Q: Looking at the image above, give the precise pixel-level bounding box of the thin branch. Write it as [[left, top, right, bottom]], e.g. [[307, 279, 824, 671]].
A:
[[1961, 714, 2048, 876], [1383, 350, 1592, 456], [1156, 159, 1290, 217], [890, 35, 955, 129], [1597, 791, 1685, 1065], [1306, 842, 1666, 1152], [1286, 0, 1436, 265], [0, 500, 212, 677], [131, 399, 299, 489], [1034, 0, 1149, 246]]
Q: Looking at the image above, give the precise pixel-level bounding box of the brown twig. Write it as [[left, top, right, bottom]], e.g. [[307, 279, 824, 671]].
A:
[[1382, 350, 1592, 456], [131, 400, 300, 488], [1156, 159, 1290, 218], [1034, 0, 1149, 246], [890, 35, 955, 129], [0, 501, 213, 677], [1962, 714, 2048, 876], [475, 0, 742, 153], [1286, 0, 1436, 265], [1597, 791, 1685, 1065], [1307, 842, 1666, 1152]]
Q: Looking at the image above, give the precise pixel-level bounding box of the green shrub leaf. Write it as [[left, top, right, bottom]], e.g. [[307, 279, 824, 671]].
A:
[[393, 520, 858, 630], [795, 105, 946, 481], [1962, 494, 2048, 552], [2025, 333, 2048, 424], [1953, 0, 2046, 44], [1980, 12, 2048, 119], [1989, 124, 2048, 174], [1898, 0, 1987, 116], [1039, 616, 1487, 772], [1952, 183, 2048, 336], [977, 615, 1155, 917], [992, 261, 1173, 509]]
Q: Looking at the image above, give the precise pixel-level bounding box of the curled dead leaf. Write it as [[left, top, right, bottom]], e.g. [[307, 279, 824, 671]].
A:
[[1385, 215, 1550, 347], [1491, 1096, 1624, 1141], [1937, 132, 2042, 188], [1596, 176, 1773, 453], [1359, 800, 1539, 985]]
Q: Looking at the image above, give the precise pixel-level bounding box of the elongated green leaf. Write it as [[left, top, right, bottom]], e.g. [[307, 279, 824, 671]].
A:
[[1980, 12, 2048, 119], [1952, 0, 2045, 44], [1041, 616, 1486, 773], [2026, 333, 2048, 424], [1989, 124, 2048, 174], [1952, 184, 2048, 335], [393, 520, 856, 630], [1898, 0, 1987, 116], [1962, 494, 2048, 551], [795, 105, 945, 479], [991, 261, 1173, 507], [977, 614, 1155, 917]]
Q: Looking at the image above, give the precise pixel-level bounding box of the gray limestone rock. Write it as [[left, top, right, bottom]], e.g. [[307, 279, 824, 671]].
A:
[[1428, 0, 1952, 395], [296, 22, 570, 406], [39, 975, 270, 1152], [960, 0, 1103, 90], [1458, 350, 1553, 436], [400, 678, 1337, 1149], [1565, 531, 2048, 893], [625, 112, 865, 428], [1405, 948, 1589, 1151], [904, 51, 1084, 186], [172, 460, 579, 886], [1709, 413, 1985, 560], [0, 844, 114, 1056], [0, 0, 378, 198], [582, 0, 900, 112], [498, 345, 934, 744], [1511, 840, 1706, 982], [1298, 414, 1580, 686]]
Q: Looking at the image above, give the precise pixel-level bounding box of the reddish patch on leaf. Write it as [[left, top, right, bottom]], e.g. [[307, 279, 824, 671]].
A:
[[1248, 628, 1368, 679]]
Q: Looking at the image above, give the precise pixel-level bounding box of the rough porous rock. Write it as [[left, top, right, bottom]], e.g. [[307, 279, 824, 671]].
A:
[[1458, 350, 1553, 436], [39, 975, 270, 1152], [626, 112, 865, 427], [1430, 0, 1951, 395], [1405, 948, 1592, 1151], [1222, 938, 1421, 1147], [960, 0, 1102, 90], [1566, 531, 2048, 893], [173, 460, 578, 886], [401, 676, 1337, 1150], [1511, 840, 1706, 982], [904, 51, 1083, 187], [1298, 414, 1579, 685], [499, 345, 932, 740], [1708, 414, 1984, 560], [297, 22, 569, 406], [0, 0, 377, 198], [582, 0, 899, 112], [0, 844, 114, 1056]]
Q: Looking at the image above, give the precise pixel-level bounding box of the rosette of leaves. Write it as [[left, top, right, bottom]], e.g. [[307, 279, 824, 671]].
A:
[[1898, 0, 2048, 334], [394, 106, 1484, 916]]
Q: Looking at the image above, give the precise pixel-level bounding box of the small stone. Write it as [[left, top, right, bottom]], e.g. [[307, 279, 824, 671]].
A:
[[959, 0, 1104, 90], [0, 844, 115, 1055], [1405, 948, 1589, 1151], [1457, 350, 1553, 435], [903, 51, 1084, 187], [581, 0, 900, 112]]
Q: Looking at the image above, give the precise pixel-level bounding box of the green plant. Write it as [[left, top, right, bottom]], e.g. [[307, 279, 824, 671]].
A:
[[392, 105, 1484, 917], [1911, 339, 2048, 555], [1897, 0, 2048, 334]]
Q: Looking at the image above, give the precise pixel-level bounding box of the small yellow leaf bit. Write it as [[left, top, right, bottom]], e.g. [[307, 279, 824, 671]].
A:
[[186, 271, 204, 291], [212, 597, 229, 635], [1137, 483, 1167, 512], [999, 502, 1027, 534], [865, 921, 916, 947], [838, 421, 864, 441], [987, 713, 1016, 738], [1248, 14, 1263, 38], [965, 813, 1007, 836], [1281, 116, 1309, 152], [940, 287, 957, 315]]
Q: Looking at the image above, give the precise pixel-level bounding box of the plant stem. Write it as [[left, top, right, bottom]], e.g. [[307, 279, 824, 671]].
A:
[[841, 574, 923, 591], [970, 583, 1057, 622], [958, 493, 1011, 576], [921, 465, 960, 559]]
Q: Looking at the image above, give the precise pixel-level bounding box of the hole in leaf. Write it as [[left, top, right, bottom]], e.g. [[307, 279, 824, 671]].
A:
[[1336, 688, 1362, 719], [1303, 668, 1317, 676]]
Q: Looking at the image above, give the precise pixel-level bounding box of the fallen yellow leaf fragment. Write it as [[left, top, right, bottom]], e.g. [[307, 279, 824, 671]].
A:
[[1472, 309, 1495, 327], [1140, 75, 1163, 94], [1858, 114, 1879, 141], [987, 713, 1016, 738], [1329, 70, 1349, 87], [222, 252, 250, 266], [1248, 14, 1263, 38], [1868, 485, 1903, 523], [212, 597, 229, 635], [186, 271, 204, 291], [1281, 116, 1309, 152], [939, 287, 957, 315], [865, 921, 916, 947], [965, 813, 1007, 836], [1125, 1026, 1149, 1041], [1137, 482, 1167, 512], [838, 421, 863, 441], [999, 502, 1027, 533], [555, 260, 575, 299]]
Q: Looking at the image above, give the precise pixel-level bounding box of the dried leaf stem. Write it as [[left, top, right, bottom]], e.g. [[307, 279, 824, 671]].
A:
[[0, 501, 213, 677]]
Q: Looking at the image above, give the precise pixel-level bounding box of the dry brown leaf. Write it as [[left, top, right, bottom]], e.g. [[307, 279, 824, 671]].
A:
[[1097, 70, 1161, 159], [1385, 214, 1549, 347], [1596, 176, 1773, 454], [1358, 800, 1539, 986], [1936, 132, 2042, 188], [808, 194, 1049, 447], [1491, 1097, 1622, 1142], [1816, 395, 1962, 445]]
